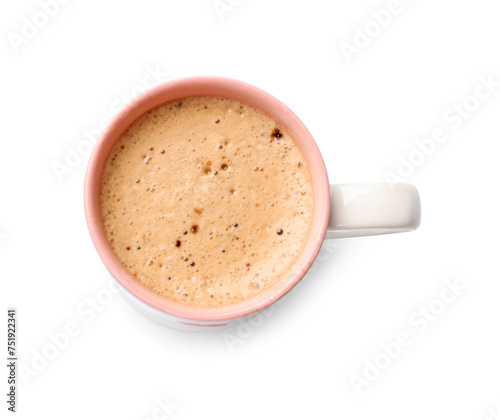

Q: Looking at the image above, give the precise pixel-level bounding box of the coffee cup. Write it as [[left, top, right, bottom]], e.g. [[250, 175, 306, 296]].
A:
[[84, 77, 420, 330]]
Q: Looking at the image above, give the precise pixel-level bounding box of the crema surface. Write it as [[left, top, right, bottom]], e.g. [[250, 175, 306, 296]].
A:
[[100, 96, 313, 307]]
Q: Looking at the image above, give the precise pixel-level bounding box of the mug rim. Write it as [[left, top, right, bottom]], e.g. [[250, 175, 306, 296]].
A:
[[84, 76, 330, 322]]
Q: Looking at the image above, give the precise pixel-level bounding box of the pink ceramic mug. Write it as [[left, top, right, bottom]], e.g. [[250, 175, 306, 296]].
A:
[[84, 76, 421, 330]]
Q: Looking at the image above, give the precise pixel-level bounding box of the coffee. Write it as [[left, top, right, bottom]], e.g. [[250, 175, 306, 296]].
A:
[[100, 96, 313, 307]]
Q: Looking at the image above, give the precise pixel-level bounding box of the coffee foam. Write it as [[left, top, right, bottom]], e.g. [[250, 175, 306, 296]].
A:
[[100, 96, 313, 307]]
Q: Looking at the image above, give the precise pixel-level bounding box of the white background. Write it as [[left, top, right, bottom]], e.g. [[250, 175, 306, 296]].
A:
[[1, 0, 500, 419]]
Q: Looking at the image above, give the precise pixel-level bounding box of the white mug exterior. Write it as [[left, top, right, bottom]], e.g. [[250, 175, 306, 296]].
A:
[[115, 278, 257, 331]]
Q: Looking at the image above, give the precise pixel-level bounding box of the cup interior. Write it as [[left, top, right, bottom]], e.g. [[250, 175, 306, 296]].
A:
[[84, 76, 330, 322]]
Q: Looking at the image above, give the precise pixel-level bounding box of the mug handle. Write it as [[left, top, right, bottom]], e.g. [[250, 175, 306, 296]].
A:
[[326, 183, 421, 239]]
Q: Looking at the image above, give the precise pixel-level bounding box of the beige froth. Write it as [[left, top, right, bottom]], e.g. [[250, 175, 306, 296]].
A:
[[100, 96, 313, 307]]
